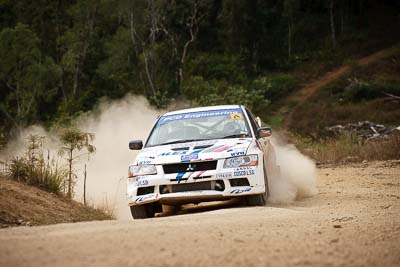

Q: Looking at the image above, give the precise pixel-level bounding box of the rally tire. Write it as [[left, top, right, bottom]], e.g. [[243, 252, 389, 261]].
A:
[[246, 193, 267, 206], [130, 203, 157, 219], [246, 165, 269, 206]]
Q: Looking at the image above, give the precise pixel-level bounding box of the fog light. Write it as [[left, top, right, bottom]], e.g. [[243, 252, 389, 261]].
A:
[[215, 180, 225, 191], [160, 185, 170, 194]]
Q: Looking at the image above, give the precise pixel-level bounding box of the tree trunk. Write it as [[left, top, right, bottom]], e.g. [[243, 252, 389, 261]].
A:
[[83, 164, 87, 205], [67, 149, 72, 199], [178, 1, 198, 90], [71, 4, 98, 99], [288, 19, 292, 60], [330, 0, 336, 50]]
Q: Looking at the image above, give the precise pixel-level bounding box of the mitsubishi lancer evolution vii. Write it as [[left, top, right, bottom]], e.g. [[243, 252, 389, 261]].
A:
[[127, 105, 280, 219]]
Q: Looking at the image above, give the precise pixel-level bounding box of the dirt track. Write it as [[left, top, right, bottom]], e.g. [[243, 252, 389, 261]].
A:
[[0, 161, 399, 267]]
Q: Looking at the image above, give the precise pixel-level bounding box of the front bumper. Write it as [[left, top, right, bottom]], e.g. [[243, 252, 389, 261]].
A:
[[127, 161, 266, 206]]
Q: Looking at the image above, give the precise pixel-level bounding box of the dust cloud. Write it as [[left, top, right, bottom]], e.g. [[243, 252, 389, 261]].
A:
[[267, 137, 318, 204], [0, 95, 162, 220], [75, 95, 162, 219]]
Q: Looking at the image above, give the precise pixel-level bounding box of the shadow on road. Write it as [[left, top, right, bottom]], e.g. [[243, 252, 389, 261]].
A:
[[155, 196, 316, 218], [156, 198, 245, 218]]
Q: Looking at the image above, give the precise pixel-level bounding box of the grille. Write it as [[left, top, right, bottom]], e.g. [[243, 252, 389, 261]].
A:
[[171, 181, 212, 193], [163, 161, 217, 174]]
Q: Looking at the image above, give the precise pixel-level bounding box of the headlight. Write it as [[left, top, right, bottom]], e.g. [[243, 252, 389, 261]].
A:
[[223, 155, 258, 168], [128, 165, 157, 177]]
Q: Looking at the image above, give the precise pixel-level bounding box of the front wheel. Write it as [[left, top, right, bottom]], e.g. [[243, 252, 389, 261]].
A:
[[130, 203, 160, 219], [246, 193, 267, 206], [246, 165, 269, 206]]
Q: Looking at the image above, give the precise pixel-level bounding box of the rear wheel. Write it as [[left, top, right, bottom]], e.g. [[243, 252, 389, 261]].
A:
[[130, 203, 161, 219]]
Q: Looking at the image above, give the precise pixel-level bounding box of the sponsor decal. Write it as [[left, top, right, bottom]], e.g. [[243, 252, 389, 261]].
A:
[[158, 108, 244, 125], [171, 140, 216, 149], [135, 176, 149, 186], [230, 187, 252, 194], [176, 172, 186, 184], [202, 144, 224, 153], [230, 113, 243, 120], [195, 170, 206, 177], [135, 193, 157, 203], [181, 154, 199, 162], [158, 148, 204, 157], [230, 151, 245, 157], [213, 145, 232, 152], [217, 172, 232, 179], [159, 151, 187, 156], [233, 166, 255, 177], [234, 166, 254, 171], [137, 160, 151, 165]]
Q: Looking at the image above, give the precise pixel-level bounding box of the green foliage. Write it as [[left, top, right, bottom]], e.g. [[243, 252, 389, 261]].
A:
[[59, 129, 96, 155], [265, 115, 285, 129], [187, 54, 246, 83], [148, 90, 170, 109], [183, 76, 270, 115], [342, 78, 400, 102], [251, 73, 297, 102], [0, 23, 61, 128], [342, 78, 378, 102]]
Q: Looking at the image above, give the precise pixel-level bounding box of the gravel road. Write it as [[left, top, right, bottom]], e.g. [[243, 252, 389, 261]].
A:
[[1, 161, 399, 267]]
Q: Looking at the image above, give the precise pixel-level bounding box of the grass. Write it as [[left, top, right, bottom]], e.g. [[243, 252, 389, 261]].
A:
[[266, 115, 284, 128], [294, 133, 400, 164], [8, 157, 66, 194]]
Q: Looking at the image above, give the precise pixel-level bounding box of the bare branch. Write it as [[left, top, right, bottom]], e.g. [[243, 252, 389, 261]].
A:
[[382, 91, 400, 100]]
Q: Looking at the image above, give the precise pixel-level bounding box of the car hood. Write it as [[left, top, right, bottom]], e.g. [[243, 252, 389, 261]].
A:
[[134, 138, 253, 165]]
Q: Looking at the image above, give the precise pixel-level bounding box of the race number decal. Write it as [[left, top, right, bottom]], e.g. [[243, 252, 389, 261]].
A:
[[230, 113, 243, 120]]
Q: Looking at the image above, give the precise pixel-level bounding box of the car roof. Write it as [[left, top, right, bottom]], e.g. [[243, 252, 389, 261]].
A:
[[163, 105, 243, 116]]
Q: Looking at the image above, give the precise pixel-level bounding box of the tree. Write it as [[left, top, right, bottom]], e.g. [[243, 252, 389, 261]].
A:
[[58, 0, 99, 109], [283, 0, 299, 60], [58, 129, 95, 199], [0, 23, 61, 132], [329, 0, 337, 49]]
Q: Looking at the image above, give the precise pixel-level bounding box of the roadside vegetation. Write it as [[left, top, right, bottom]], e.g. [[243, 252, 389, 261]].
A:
[[0, 131, 115, 227], [293, 133, 400, 164], [7, 135, 66, 194], [4, 131, 95, 198], [289, 47, 400, 137], [283, 45, 400, 164]]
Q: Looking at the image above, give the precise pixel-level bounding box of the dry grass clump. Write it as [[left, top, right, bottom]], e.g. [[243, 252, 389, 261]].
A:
[[7, 135, 67, 194], [295, 133, 400, 164], [8, 157, 66, 194]]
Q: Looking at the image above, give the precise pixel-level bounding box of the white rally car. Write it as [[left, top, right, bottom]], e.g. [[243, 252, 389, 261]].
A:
[[127, 105, 279, 219]]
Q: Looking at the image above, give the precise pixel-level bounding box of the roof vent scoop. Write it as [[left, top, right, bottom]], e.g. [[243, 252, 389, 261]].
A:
[[193, 145, 213, 150]]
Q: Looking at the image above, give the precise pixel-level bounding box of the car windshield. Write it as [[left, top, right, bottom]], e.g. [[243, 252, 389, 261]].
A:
[[146, 108, 251, 147]]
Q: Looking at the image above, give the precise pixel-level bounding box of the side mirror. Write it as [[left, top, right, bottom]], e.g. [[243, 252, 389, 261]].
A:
[[129, 140, 143, 150], [257, 127, 272, 138]]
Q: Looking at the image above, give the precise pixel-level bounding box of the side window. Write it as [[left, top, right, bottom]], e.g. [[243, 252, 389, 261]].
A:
[[245, 109, 259, 136]]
